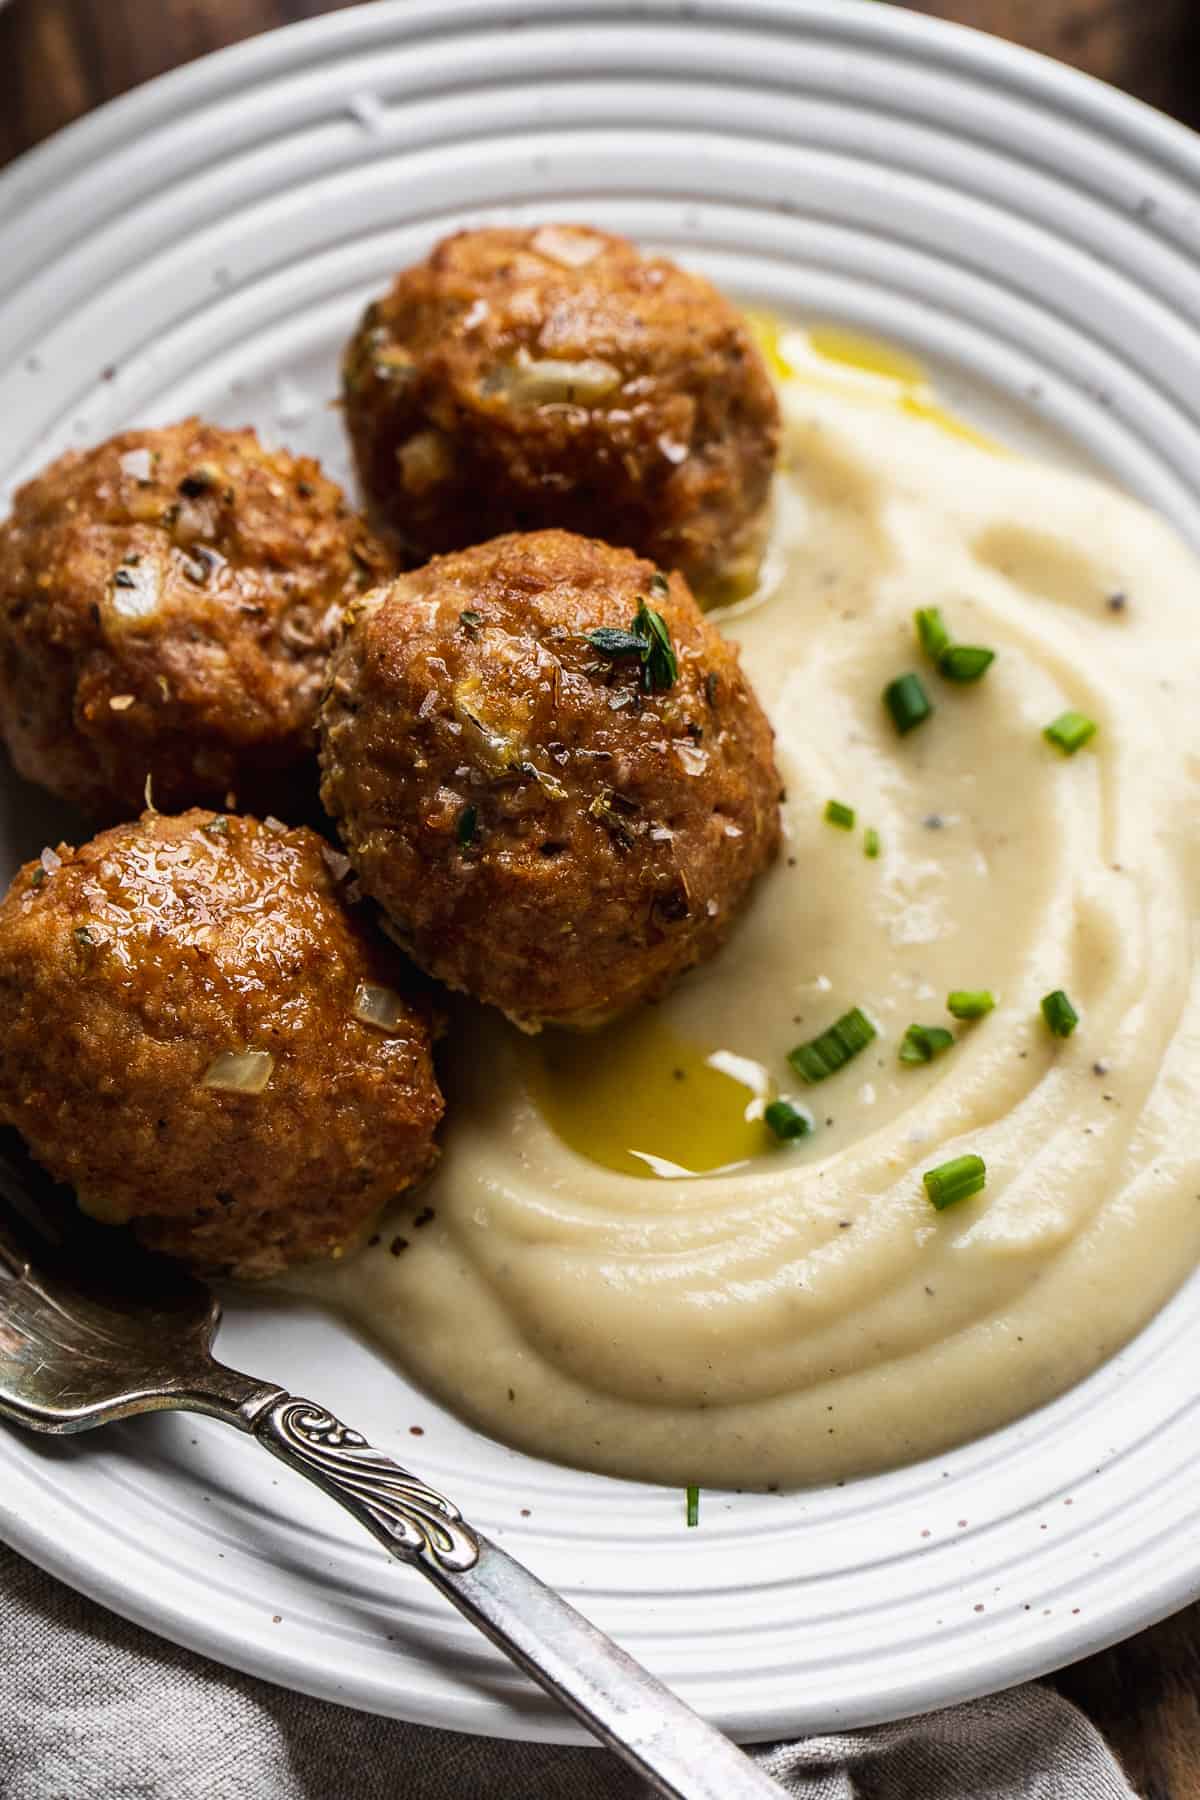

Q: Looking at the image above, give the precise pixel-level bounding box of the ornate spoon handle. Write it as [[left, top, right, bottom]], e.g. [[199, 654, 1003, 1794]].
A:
[[253, 1393, 784, 1800]]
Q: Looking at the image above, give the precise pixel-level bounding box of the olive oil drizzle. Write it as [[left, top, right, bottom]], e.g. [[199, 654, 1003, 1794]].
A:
[[525, 1017, 775, 1180]]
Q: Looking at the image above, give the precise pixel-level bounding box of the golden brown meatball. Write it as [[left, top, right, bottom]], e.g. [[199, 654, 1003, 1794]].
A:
[[342, 226, 779, 594], [319, 531, 781, 1030], [0, 420, 391, 820], [0, 810, 442, 1277]]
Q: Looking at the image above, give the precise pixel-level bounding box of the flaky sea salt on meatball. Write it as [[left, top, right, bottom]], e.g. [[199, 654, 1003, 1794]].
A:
[[342, 226, 780, 594], [0, 420, 391, 820], [319, 530, 781, 1030], [0, 810, 442, 1277]]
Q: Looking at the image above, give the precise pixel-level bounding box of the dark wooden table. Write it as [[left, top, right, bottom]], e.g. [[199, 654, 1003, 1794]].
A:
[[2, 2, 1199, 1794]]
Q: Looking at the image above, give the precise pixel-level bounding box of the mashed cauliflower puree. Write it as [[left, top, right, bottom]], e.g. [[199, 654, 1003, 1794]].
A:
[[296, 330, 1200, 1488]]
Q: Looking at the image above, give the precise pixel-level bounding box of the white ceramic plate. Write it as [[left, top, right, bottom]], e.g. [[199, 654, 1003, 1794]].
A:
[[2, 0, 1200, 1745]]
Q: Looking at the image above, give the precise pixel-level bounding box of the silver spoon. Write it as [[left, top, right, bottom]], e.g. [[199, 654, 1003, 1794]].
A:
[[0, 1142, 784, 1800]]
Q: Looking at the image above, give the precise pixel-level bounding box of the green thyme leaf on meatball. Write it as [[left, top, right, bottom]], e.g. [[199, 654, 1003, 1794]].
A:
[[585, 626, 646, 658], [633, 602, 679, 694], [586, 606, 678, 694]]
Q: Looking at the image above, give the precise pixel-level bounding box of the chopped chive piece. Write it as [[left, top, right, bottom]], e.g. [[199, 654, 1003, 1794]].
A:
[[883, 672, 932, 736], [456, 804, 478, 848], [825, 799, 855, 830], [940, 645, 995, 683], [915, 606, 995, 682], [864, 826, 881, 859], [924, 1153, 986, 1211], [1044, 710, 1097, 754], [686, 1484, 699, 1528], [788, 1006, 876, 1084], [459, 608, 483, 636], [947, 989, 995, 1020], [1041, 989, 1079, 1037], [915, 606, 951, 663], [898, 1023, 955, 1066], [765, 1098, 812, 1141]]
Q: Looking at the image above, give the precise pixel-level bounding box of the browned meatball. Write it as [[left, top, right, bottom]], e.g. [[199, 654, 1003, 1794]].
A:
[[0, 420, 391, 820], [342, 226, 780, 594], [319, 531, 781, 1030], [0, 810, 442, 1277]]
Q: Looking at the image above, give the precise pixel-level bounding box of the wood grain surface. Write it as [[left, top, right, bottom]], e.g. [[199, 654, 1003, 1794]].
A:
[[1, 3, 1199, 1796]]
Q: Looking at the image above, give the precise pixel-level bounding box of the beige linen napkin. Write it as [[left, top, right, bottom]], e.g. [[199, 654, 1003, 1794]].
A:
[[0, 1544, 1137, 1799]]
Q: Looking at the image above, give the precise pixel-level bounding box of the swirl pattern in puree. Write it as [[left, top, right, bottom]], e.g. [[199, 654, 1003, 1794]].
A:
[[292, 329, 1200, 1488]]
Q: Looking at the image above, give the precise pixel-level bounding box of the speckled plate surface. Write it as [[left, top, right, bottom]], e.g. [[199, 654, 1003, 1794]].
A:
[[1, 0, 1200, 1744]]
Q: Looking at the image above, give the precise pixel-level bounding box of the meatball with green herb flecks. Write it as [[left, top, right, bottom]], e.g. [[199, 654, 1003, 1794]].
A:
[[342, 226, 780, 596], [0, 809, 442, 1277], [319, 530, 781, 1031], [0, 420, 391, 820]]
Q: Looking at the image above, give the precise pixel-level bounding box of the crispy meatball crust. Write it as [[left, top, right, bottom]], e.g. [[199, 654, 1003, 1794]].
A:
[[319, 531, 781, 1030], [0, 421, 391, 820], [342, 226, 780, 594], [0, 810, 443, 1277]]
